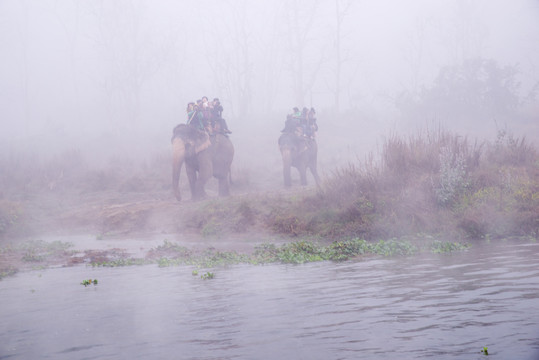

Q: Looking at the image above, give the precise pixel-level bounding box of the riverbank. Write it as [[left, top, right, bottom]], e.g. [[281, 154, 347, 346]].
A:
[[1, 128, 537, 278]]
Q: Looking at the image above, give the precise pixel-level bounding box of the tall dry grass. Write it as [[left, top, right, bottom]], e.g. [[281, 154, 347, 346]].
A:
[[270, 128, 538, 240]]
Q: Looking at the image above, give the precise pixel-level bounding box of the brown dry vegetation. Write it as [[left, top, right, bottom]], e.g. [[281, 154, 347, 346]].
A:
[[282, 129, 539, 241], [0, 129, 537, 252]]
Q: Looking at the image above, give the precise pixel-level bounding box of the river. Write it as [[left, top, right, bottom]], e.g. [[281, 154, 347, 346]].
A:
[[1, 239, 538, 359]]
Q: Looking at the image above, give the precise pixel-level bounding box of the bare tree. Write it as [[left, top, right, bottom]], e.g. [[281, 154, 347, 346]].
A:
[[258, 1, 288, 116], [203, 0, 254, 121], [442, 1, 488, 64], [88, 0, 166, 126], [331, 0, 353, 114], [50, 1, 82, 118], [282, 0, 325, 107]]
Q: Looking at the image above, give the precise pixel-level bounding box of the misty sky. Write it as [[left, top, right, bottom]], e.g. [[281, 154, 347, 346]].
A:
[[1, 0, 538, 165]]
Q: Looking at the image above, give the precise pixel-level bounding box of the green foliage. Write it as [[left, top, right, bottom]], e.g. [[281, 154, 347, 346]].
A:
[[201, 272, 214, 280], [80, 279, 98, 287], [0, 268, 18, 280], [277, 241, 325, 264], [0, 200, 22, 235], [252, 238, 466, 265], [91, 258, 148, 267], [370, 239, 418, 256], [326, 238, 370, 261], [429, 240, 471, 253], [153, 239, 191, 256]]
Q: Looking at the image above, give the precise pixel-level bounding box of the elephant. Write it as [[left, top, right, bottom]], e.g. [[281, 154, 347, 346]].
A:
[[278, 132, 321, 188], [172, 124, 234, 201]]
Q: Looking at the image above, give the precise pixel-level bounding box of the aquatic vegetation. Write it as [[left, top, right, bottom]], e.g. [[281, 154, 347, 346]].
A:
[[91, 258, 149, 267], [326, 238, 370, 261], [201, 272, 214, 280], [151, 240, 191, 257], [370, 239, 418, 256], [81, 238, 473, 270], [80, 279, 98, 287], [429, 240, 471, 253], [0, 268, 18, 280], [481, 346, 489, 355], [251, 238, 466, 265]]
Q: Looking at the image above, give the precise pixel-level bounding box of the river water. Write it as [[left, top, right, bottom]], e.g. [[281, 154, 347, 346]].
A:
[[1, 239, 539, 360]]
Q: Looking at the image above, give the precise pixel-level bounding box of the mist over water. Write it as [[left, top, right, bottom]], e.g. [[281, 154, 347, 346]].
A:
[[1, 240, 539, 359]]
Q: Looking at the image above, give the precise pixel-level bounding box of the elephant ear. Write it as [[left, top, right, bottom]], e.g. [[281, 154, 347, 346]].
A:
[[278, 133, 296, 148], [279, 132, 303, 148], [171, 124, 211, 154]]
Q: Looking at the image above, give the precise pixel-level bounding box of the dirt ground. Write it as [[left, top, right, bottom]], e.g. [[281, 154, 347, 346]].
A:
[[0, 177, 303, 276]]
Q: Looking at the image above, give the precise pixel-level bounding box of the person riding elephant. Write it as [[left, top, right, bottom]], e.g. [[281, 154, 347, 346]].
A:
[[305, 107, 318, 139], [187, 103, 206, 131], [278, 131, 320, 188], [281, 107, 303, 135], [171, 123, 234, 201], [211, 98, 232, 135]]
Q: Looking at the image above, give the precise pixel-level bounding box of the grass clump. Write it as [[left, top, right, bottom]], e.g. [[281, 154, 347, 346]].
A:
[[265, 128, 538, 241], [0, 200, 23, 236], [16, 240, 74, 263]]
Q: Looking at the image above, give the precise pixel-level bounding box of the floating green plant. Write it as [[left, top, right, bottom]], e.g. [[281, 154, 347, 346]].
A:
[[481, 346, 489, 355], [84, 238, 473, 270], [430, 240, 471, 253], [192, 270, 199, 276], [81, 279, 98, 287], [91, 258, 149, 267], [201, 272, 214, 280]]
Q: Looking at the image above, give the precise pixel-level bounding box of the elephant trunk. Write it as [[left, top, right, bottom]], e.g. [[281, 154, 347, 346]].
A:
[[172, 137, 186, 202]]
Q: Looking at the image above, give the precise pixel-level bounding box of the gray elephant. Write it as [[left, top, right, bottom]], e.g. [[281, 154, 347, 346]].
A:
[[278, 132, 320, 187], [172, 124, 234, 201]]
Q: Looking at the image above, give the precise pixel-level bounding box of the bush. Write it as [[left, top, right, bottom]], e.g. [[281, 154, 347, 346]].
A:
[[266, 128, 538, 241]]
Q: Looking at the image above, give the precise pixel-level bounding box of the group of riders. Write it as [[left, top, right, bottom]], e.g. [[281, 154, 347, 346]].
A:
[[185, 96, 232, 136], [281, 106, 318, 139], [181, 96, 318, 140]]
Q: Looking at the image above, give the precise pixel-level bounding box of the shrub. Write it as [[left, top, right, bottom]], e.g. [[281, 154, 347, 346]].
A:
[[434, 146, 469, 206]]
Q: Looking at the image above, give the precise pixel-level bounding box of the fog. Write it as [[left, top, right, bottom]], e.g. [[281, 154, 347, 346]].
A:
[[1, 0, 538, 176]]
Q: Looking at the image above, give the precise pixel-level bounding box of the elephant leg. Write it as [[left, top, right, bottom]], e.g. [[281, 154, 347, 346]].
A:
[[310, 165, 321, 187], [298, 163, 308, 186], [195, 150, 212, 200], [172, 138, 186, 202], [309, 151, 320, 187], [281, 149, 293, 187], [218, 174, 230, 196], [213, 134, 234, 197], [185, 164, 197, 200]]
